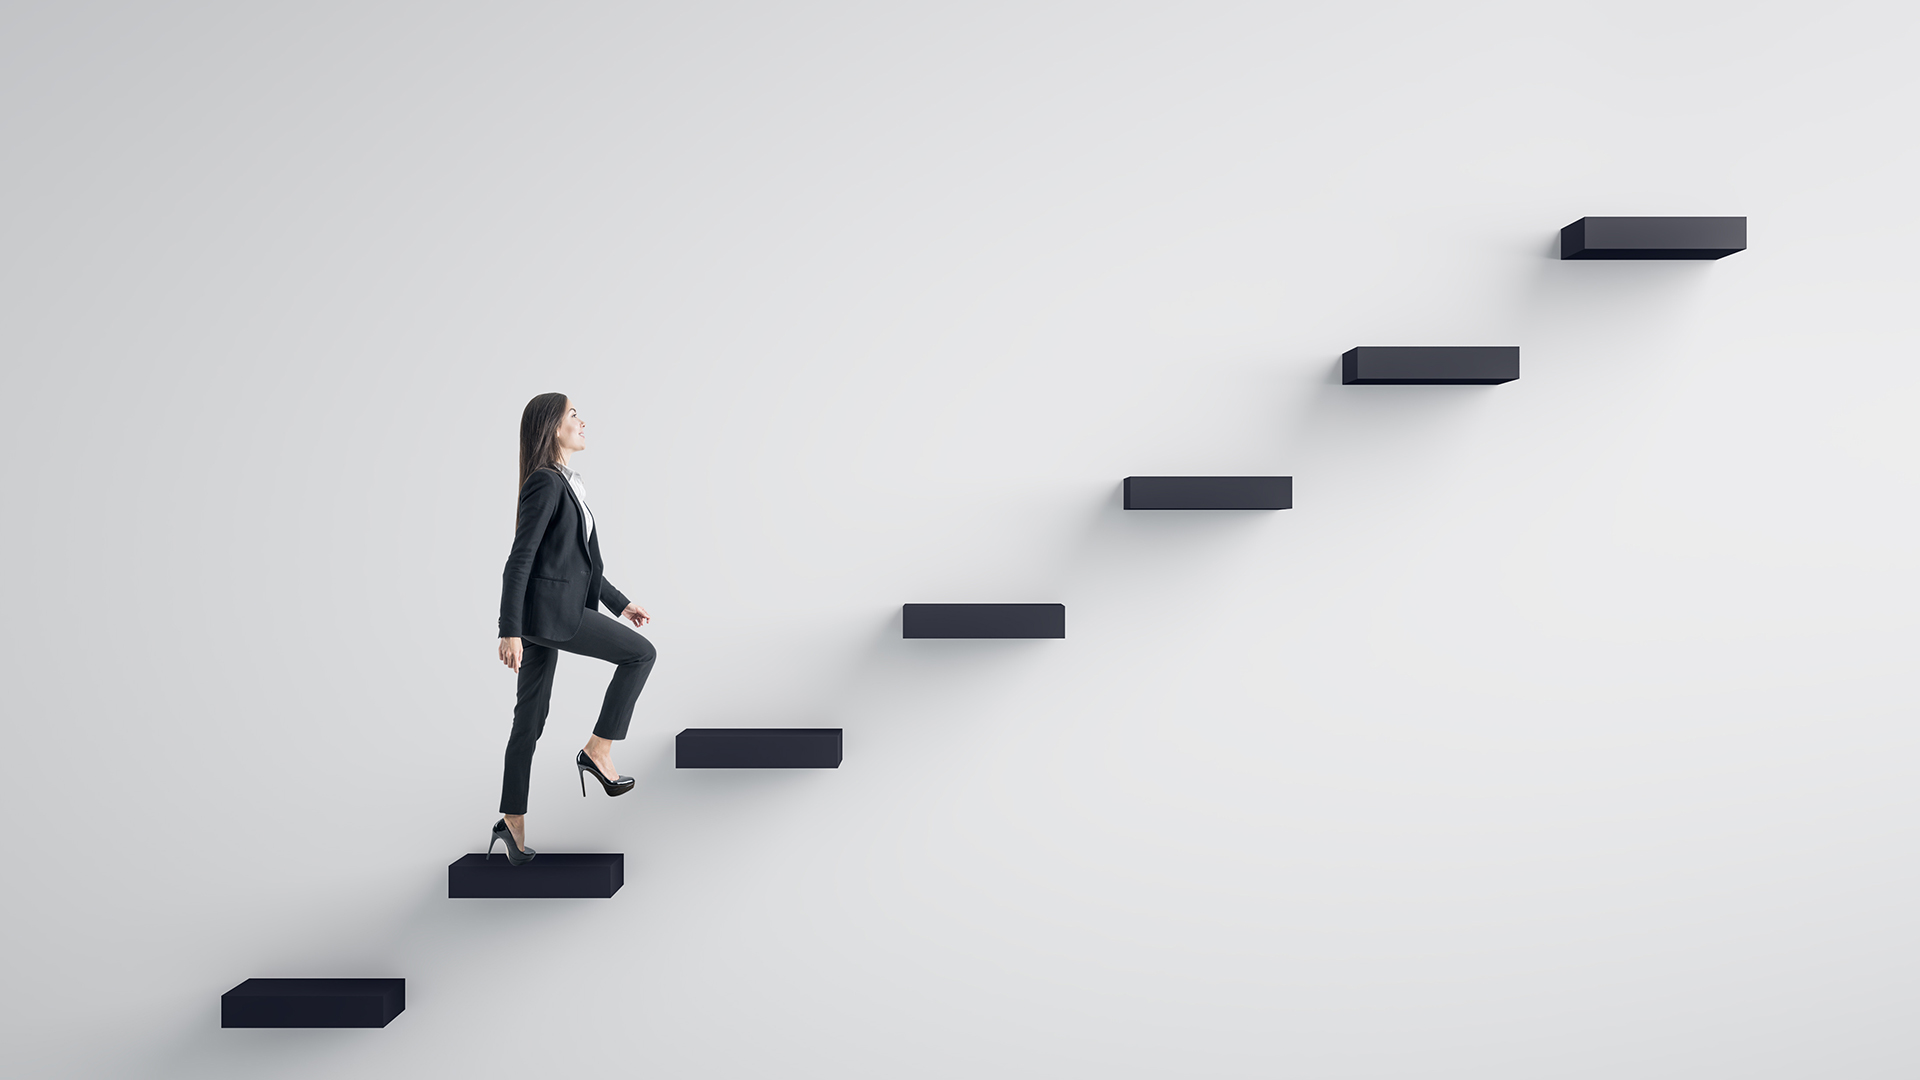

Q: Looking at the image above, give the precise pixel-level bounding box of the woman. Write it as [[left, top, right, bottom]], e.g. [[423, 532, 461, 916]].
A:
[[490, 393, 657, 865]]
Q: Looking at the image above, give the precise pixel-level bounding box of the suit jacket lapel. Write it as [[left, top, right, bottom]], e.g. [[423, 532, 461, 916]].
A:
[[559, 476, 594, 562]]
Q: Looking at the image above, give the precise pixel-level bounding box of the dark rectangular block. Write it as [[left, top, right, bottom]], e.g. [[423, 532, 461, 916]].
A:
[[221, 978, 404, 1029], [447, 853, 624, 898], [1560, 216, 1746, 259], [903, 603, 1066, 638], [676, 728, 843, 768], [1124, 476, 1291, 510], [1341, 347, 1518, 385]]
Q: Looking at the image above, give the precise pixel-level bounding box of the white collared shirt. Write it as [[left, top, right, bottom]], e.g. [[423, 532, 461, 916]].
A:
[[555, 462, 594, 541]]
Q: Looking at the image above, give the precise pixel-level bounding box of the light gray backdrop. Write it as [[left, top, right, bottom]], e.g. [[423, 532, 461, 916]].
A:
[[3, 2, 1916, 1077]]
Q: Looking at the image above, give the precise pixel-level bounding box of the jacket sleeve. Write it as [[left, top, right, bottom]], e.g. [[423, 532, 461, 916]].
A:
[[498, 470, 563, 638], [598, 576, 631, 616]]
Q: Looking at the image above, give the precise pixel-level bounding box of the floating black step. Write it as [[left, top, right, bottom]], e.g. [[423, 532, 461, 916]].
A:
[[676, 728, 843, 768], [1124, 476, 1292, 510], [903, 603, 1066, 638], [1341, 347, 1519, 385], [447, 853, 624, 898], [1560, 216, 1746, 259], [220, 978, 405, 1028]]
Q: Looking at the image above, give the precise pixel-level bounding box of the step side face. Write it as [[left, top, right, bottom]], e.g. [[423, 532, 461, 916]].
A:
[[446, 853, 624, 898], [220, 978, 405, 1028], [1561, 216, 1746, 259], [676, 728, 844, 768], [902, 603, 1067, 638], [1124, 476, 1292, 509], [1341, 347, 1519, 385]]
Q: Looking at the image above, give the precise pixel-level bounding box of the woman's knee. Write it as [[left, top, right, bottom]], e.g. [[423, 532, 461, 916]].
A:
[[625, 637, 657, 667]]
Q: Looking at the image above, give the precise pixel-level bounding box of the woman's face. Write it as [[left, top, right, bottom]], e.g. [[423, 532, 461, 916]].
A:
[[556, 401, 587, 454]]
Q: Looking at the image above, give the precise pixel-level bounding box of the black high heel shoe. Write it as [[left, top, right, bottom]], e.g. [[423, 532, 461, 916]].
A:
[[577, 750, 635, 797], [488, 819, 536, 865]]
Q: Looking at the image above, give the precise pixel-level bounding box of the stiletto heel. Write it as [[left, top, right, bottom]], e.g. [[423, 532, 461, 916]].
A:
[[488, 819, 536, 866], [576, 749, 635, 797]]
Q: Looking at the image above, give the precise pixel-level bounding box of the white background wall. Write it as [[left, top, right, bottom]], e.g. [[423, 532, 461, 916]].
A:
[[3, 2, 1916, 1077]]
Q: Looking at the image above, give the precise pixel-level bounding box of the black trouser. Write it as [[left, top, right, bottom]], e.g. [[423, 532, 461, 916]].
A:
[[499, 610, 657, 815]]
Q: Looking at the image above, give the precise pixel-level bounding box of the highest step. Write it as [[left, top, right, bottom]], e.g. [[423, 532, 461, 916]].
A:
[[1560, 216, 1746, 259], [677, 728, 843, 768], [1342, 347, 1518, 385], [447, 853, 624, 898], [221, 978, 405, 1028], [903, 603, 1066, 638], [1124, 476, 1292, 510]]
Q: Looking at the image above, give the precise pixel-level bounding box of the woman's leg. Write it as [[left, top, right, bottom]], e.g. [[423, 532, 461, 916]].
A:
[[550, 613, 657, 778], [499, 640, 560, 843]]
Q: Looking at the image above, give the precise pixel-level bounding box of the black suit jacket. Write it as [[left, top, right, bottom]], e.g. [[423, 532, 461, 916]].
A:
[[498, 466, 631, 641]]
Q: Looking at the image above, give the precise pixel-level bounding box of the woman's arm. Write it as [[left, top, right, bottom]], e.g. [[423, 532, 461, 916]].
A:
[[599, 579, 649, 628], [599, 578, 631, 617], [498, 470, 564, 639]]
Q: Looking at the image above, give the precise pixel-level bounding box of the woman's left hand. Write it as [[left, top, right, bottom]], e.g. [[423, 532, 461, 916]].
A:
[[621, 602, 651, 628]]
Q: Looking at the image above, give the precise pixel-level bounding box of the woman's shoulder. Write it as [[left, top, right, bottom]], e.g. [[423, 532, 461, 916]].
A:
[[519, 466, 565, 493]]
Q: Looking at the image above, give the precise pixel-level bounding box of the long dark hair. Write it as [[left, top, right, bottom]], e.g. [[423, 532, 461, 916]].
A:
[[518, 392, 570, 491]]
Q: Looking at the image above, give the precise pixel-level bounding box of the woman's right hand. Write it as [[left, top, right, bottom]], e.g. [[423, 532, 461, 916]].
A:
[[499, 637, 523, 673]]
